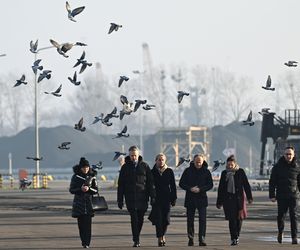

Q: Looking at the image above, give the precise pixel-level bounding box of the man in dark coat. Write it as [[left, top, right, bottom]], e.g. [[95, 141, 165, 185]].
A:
[[69, 157, 98, 249], [179, 154, 213, 246], [117, 146, 156, 247], [269, 146, 300, 244], [216, 155, 252, 246], [149, 153, 177, 246]]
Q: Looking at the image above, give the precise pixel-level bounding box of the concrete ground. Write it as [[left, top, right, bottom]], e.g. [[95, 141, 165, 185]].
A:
[[0, 181, 298, 250]]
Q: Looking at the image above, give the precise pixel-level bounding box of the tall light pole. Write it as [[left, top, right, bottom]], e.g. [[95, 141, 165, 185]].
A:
[[133, 70, 144, 155], [34, 45, 54, 188]]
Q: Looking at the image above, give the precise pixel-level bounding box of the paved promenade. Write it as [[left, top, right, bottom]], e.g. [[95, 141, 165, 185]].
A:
[[0, 181, 298, 249]]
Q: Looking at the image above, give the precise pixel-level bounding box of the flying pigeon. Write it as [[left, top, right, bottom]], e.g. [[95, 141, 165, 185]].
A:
[[68, 71, 81, 86], [14, 74, 27, 87], [32, 59, 43, 74], [142, 104, 156, 110], [38, 70, 52, 83], [50, 39, 87, 58], [58, 142, 71, 150], [44, 84, 62, 97], [108, 107, 119, 118], [73, 51, 92, 74], [284, 61, 298, 67], [212, 160, 225, 172], [92, 161, 103, 170], [262, 75, 275, 91], [66, 1, 85, 22], [120, 95, 134, 120], [242, 110, 255, 126], [134, 100, 147, 112], [113, 151, 126, 161], [113, 125, 130, 139], [26, 156, 43, 161], [91, 114, 104, 125], [74, 117, 86, 132], [108, 23, 122, 34], [118, 76, 129, 87], [176, 156, 190, 168], [30, 39, 38, 53], [177, 91, 190, 103]]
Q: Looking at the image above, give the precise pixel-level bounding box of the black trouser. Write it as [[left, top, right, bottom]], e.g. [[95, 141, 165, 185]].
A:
[[229, 219, 242, 240], [187, 206, 207, 242], [77, 215, 92, 247], [129, 209, 146, 242], [277, 198, 298, 238], [154, 205, 170, 238]]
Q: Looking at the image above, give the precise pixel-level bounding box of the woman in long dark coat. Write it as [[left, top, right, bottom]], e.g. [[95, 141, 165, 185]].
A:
[[179, 154, 213, 247], [69, 157, 98, 249], [216, 155, 253, 246], [149, 153, 177, 246]]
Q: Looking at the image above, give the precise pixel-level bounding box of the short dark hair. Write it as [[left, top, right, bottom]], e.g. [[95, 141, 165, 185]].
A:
[[285, 146, 295, 151], [226, 155, 236, 163], [129, 145, 139, 152]]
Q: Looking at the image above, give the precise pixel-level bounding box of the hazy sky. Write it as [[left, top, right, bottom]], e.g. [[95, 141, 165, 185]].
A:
[[1, 0, 299, 85]]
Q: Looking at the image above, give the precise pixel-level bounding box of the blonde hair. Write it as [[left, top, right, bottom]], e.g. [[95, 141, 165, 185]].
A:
[[155, 153, 166, 161]]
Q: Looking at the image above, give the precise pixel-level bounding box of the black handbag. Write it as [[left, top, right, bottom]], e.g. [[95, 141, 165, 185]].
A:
[[92, 193, 108, 211]]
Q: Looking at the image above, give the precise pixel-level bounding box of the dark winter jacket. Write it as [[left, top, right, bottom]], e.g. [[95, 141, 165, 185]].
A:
[[179, 161, 213, 208], [269, 156, 300, 199], [117, 155, 155, 211], [216, 168, 252, 220], [69, 165, 98, 218], [151, 166, 177, 207]]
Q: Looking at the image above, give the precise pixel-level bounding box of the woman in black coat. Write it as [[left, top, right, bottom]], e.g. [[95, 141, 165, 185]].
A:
[[179, 154, 213, 247], [216, 155, 253, 246], [149, 153, 177, 247], [69, 157, 98, 249]]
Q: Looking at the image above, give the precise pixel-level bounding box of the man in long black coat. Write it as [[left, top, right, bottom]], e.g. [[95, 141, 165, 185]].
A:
[[179, 154, 213, 246], [117, 146, 156, 247], [269, 146, 300, 244]]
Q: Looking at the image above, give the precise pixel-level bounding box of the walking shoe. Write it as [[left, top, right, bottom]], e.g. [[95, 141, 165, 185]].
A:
[[292, 238, 298, 244], [188, 239, 194, 246], [199, 241, 207, 246], [83, 246, 89, 249], [133, 241, 140, 247], [277, 232, 283, 244], [231, 239, 238, 246]]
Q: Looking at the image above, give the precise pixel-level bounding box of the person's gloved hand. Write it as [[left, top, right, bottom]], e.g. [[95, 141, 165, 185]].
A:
[[118, 202, 123, 209], [216, 204, 222, 209], [150, 197, 156, 206], [171, 200, 176, 207]]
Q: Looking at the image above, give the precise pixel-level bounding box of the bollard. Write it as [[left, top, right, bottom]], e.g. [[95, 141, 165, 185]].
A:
[[42, 174, 48, 189], [33, 174, 37, 189], [0, 174, 2, 189], [10, 176, 14, 189]]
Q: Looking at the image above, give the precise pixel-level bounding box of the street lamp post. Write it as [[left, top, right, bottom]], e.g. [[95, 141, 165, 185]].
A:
[[34, 45, 53, 188], [133, 70, 144, 155]]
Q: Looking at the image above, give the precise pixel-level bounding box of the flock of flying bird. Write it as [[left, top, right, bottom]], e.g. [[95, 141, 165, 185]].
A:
[[6, 2, 189, 164], [3, 2, 298, 170], [176, 60, 299, 171]]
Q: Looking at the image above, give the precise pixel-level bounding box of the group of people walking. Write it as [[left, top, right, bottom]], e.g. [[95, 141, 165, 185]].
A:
[[69, 145, 300, 248]]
